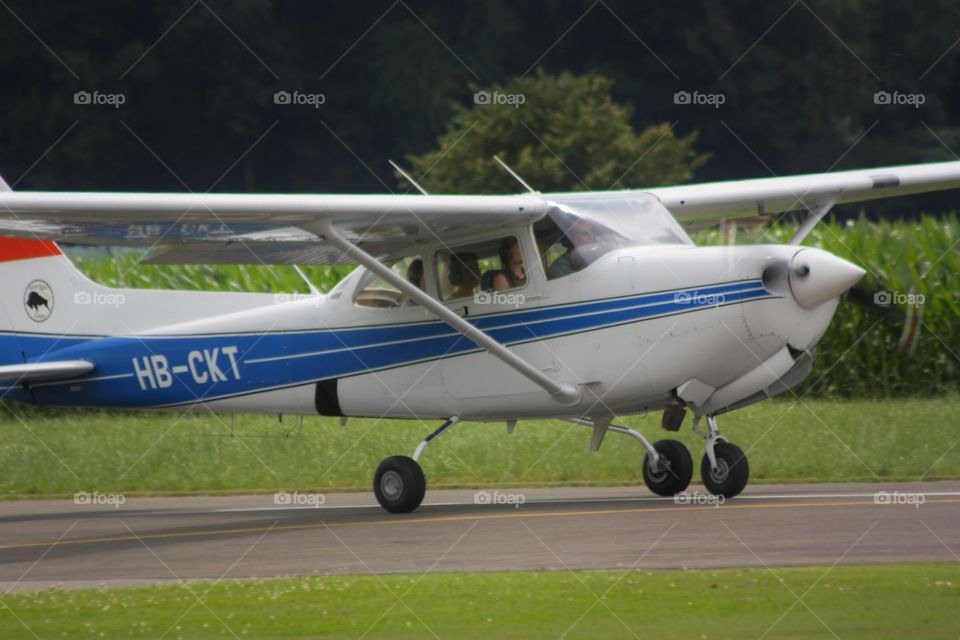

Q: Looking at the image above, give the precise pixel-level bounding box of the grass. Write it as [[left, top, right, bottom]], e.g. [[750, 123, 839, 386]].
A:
[[0, 564, 957, 638], [1, 396, 958, 498]]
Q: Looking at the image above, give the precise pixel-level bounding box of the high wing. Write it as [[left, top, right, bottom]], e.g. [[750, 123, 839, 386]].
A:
[[641, 161, 960, 229], [0, 192, 547, 264], [1, 161, 959, 263]]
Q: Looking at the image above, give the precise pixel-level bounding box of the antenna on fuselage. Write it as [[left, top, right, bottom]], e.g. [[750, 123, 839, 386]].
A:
[[389, 159, 430, 195], [493, 155, 538, 194]]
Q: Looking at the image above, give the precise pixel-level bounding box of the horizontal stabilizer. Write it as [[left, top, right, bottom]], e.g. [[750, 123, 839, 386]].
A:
[[0, 360, 94, 383]]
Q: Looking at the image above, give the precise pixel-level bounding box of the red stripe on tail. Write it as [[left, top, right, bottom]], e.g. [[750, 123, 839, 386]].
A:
[[0, 237, 62, 262]]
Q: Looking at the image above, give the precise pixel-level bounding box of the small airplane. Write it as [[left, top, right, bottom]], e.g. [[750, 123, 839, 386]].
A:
[[0, 160, 955, 512]]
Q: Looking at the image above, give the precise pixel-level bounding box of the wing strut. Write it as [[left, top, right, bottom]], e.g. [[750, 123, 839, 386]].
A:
[[789, 194, 840, 245], [313, 220, 582, 406]]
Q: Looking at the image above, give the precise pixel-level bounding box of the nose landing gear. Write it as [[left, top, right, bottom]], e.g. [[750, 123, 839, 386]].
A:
[[694, 415, 749, 498]]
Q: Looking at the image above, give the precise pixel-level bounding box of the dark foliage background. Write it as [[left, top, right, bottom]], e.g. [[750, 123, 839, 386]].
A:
[[1, 0, 959, 220]]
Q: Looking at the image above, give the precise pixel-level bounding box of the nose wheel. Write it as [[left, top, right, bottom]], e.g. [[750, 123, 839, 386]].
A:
[[695, 415, 749, 498], [700, 441, 749, 497]]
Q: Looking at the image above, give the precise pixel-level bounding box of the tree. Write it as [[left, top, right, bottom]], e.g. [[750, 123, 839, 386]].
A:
[[403, 70, 708, 194]]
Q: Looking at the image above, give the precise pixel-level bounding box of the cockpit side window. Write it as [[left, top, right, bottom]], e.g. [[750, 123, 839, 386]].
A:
[[354, 255, 424, 309], [435, 235, 526, 302]]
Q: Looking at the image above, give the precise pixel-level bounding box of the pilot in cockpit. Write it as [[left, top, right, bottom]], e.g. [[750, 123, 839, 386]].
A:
[[548, 219, 597, 279], [406, 258, 425, 291]]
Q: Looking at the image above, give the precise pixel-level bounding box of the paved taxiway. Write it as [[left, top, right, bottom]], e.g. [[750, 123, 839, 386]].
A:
[[1, 481, 957, 592]]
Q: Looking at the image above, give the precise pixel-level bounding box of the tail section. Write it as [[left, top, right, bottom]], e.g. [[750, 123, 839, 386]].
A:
[[0, 171, 101, 364], [0, 175, 283, 371], [0, 236, 106, 364], [0, 234, 277, 353]]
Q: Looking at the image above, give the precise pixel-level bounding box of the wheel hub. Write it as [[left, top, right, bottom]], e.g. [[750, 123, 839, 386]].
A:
[[380, 470, 403, 500], [648, 459, 671, 483], [709, 459, 729, 484]]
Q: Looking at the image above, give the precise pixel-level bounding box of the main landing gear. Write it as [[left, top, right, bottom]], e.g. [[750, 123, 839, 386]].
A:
[[373, 417, 460, 513], [568, 418, 693, 497]]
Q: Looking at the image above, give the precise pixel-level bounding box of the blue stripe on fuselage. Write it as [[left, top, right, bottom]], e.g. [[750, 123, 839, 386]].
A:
[[6, 280, 773, 408]]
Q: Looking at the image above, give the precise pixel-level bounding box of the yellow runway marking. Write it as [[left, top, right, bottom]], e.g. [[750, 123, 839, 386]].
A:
[[1, 498, 958, 552]]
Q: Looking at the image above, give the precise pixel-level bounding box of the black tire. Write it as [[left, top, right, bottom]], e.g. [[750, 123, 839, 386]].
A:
[[373, 455, 426, 513], [642, 439, 693, 496], [700, 442, 749, 498]]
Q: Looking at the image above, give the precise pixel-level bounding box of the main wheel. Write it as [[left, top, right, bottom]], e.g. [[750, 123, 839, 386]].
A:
[[700, 442, 749, 498], [374, 455, 426, 513], [642, 439, 693, 496]]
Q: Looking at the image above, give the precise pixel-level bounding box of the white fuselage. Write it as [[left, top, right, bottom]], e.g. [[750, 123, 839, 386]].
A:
[[3, 238, 842, 421]]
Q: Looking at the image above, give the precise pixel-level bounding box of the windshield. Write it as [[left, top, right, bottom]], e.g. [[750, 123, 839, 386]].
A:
[[547, 192, 692, 246], [535, 192, 691, 279]]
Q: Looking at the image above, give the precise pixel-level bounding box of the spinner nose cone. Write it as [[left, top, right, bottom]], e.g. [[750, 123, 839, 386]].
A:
[[788, 248, 866, 309]]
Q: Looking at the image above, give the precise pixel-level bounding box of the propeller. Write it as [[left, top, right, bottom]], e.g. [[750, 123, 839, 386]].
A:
[[760, 248, 865, 310], [789, 212, 922, 358], [726, 202, 921, 357]]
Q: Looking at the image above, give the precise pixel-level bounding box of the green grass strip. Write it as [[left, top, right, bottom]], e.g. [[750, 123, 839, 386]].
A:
[[0, 564, 957, 638]]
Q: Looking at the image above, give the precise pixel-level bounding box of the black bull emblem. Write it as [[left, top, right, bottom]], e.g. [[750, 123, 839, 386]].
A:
[[26, 291, 49, 311]]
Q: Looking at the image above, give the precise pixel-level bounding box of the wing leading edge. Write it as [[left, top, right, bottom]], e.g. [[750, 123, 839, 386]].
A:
[[1, 161, 959, 264], [0, 192, 548, 264]]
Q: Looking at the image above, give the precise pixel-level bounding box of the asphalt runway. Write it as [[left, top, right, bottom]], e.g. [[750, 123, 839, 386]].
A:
[[1, 481, 958, 592]]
